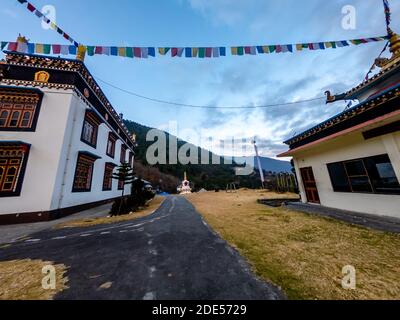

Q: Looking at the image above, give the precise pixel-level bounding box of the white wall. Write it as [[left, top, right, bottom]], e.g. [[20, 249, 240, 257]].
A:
[[0, 88, 73, 214], [52, 92, 132, 210], [293, 130, 400, 218], [0, 87, 133, 215]]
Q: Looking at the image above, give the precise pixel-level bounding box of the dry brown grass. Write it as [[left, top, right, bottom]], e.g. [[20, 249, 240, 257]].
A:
[[186, 189, 400, 300], [56, 196, 165, 229], [0, 259, 68, 300]]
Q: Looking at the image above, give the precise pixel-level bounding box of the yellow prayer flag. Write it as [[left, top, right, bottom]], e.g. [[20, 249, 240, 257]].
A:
[[262, 46, 270, 54], [231, 47, 238, 55], [118, 47, 126, 57], [296, 44, 303, 51], [192, 48, 198, 57], [50, 22, 57, 30], [325, 42, 332, 48], [35, 43, 44, 53]]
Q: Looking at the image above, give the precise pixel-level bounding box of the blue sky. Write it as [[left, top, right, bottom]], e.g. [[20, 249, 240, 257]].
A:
[[1, 0, 400, 158]]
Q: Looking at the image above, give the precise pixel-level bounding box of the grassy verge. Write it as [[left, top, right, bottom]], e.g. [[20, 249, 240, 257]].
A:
[[186, 190, 400, 300], [56, 196, 164, 229], [0, 259, 68, 300]]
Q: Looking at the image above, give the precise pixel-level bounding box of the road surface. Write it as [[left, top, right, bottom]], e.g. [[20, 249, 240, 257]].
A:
[[0, 196, 284, 300]]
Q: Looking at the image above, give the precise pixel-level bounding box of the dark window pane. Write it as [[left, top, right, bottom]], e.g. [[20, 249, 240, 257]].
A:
[[365, 154, 400, 194], [9, 111, 20, 127], [345, 160, 366, 176], [349, 176, 373, 192], [327, 162, 351, 192]]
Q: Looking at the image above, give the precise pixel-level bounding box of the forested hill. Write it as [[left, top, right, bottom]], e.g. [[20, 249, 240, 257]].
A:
[[123, 120, 262, 191]]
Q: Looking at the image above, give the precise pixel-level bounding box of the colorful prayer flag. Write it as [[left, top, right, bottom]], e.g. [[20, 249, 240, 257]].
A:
[[212, 47, 220, 58], [87, 46, 95, 56], [118, 47, 126, 57], [262, 46, 270, 53], [110, 47, 118, 56], [69, 45, 77, 55], [148, 47, 156, 57], [177, 48, 184, 57], [43, 44, 51, 54], [142, 47, 149, 58], [126, 47, 133, 58], [133, 47, 141, 58], [35, 43, 44, 54], [52, 44, 61, 54], [158, 48, 170, 55]]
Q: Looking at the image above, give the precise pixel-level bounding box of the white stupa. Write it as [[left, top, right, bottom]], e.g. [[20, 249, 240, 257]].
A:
[[178, 171, 192, 195]]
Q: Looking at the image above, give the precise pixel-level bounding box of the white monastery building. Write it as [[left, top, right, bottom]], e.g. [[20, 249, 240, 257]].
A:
[[0, 44, 136, 224], [279, 31, 400, 219]]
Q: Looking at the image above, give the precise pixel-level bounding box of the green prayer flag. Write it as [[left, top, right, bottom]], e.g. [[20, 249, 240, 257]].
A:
[[87, 46, 95, 56], [268, 45, 276, 53], [1, 42, 7, 51], [199, 47, 205, 58], [126, 47, 133, 58], [43, 44, 51, 54], [237, 47, 244, 55]]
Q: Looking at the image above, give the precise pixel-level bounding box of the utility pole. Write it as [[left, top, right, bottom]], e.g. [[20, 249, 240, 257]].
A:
[[252, 139, 265, 189]]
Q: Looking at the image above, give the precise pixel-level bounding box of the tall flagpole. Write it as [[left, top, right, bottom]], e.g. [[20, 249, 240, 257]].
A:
[[252, 139, 265, 189]]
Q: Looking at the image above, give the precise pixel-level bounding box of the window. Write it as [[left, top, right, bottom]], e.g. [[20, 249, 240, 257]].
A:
[[0, 87, 42, 132], [128, 151, 134, 166], [72, 153, 100, 192], [327, 154, 400, 195], [106, 132, 117, 158], [81, 111, 101, 148], [0, 103, 37, 130], [0, 143, 31, 197], [103, 163, 116, 191], [120, 144, 127, 163]]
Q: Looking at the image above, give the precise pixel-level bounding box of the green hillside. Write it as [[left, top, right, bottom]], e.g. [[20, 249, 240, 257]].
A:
[[124, 120, 262, 191]]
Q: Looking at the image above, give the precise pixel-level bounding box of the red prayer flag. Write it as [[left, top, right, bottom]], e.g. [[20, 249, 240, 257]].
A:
[[27, 3, 36, 12], [244, 46, 251, 54], [52, 44, 61, 54], [205, 47, 212, 57], [134, 47, 141, 57], [276, 45, 282, 53], [7, 42, 18, 51], [95, 46, 103, 54], [171, 48, 178, 57]]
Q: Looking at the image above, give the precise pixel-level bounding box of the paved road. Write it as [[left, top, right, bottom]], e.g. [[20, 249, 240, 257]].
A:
[[0, 204, 111, 245], [0, 196, 284, 300]]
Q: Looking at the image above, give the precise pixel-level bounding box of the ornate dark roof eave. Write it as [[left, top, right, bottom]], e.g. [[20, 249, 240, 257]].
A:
[[284, 81, 400, 147], [326, 56, 400, 104], [3, 51, 134, 147]]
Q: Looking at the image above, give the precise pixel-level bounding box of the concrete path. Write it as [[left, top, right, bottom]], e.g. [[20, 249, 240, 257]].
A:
[[0, 196, 284, 300], [286, 202, 400, 234], [0, 204, 111, 245]]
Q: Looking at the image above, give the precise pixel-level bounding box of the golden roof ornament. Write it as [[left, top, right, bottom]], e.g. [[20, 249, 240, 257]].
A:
[[16, 34, 29, 45]]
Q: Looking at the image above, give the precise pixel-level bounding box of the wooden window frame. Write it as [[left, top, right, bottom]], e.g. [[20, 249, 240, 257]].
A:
[[80, 111, 101, 149], [106, 132, 117, 158], [120, 144, 127, 164], [103, 162, 116, 191], [327, 154, 400, 195], [72, 152, 100, 193], [0, 143, 31, 197], [0, 87, 43, 132]]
